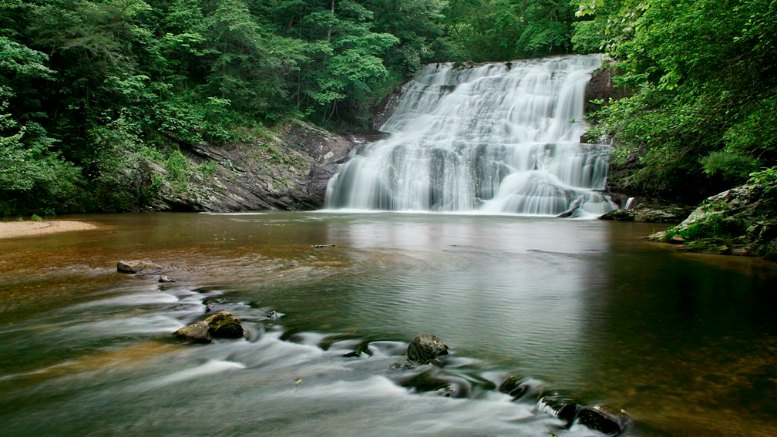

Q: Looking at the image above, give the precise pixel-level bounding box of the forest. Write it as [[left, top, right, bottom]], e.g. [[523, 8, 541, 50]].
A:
[[1, 0, 775, 215]]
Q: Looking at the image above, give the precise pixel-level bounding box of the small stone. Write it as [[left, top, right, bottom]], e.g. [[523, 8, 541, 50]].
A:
[[159, 275, 176, 283]]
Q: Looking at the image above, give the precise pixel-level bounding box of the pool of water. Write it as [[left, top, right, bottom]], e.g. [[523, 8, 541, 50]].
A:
[[1, 212, 775, 436]]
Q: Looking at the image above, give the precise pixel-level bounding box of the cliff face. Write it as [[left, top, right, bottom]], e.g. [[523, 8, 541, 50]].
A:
[[147, 121, 356, 212], [584, 60, 631, 114]]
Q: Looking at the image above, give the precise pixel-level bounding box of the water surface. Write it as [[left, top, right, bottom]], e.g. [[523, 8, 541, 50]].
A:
[[1, 212, 775, 436]]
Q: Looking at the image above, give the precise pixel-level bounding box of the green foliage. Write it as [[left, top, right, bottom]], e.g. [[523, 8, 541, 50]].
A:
[[700, 152, 760, 182], [576, 0, 777, 202], [439, 0, 575, 62], [748, 167, 777, 197]]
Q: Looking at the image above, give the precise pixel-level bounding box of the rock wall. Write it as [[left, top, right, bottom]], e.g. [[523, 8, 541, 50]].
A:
[[584, 59, 631, 113], [148, 121, 356, 212]]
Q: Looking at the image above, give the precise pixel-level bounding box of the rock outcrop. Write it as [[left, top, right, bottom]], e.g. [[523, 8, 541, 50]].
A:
[[600, 201, 692, 223], [147, 121, 356, 212], [647, 182, 777, 259]]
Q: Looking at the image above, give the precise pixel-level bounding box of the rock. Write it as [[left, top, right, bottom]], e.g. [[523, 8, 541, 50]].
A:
[[117, 259, 162, 274], [175, 311, 244, 343], [159, 275, 175, 283], [538, 394, 579, 428], [599, 202, 692, 223], [498, 375, 543, 400], [147, 120, 357, 212], [584, 60, 631, 114], [265, 310, 283, 320], [648, 182, 777, 259], [407, 335, 449, 364], [203, 311, 244, 338], [174, 321, 211, 343], [598, 208, 635, 221], [576, 406, 630, 436], [398, 369, 470, 398]]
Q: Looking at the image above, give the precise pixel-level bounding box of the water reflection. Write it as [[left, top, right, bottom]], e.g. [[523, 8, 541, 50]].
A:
[[1, 212, 775, 436]]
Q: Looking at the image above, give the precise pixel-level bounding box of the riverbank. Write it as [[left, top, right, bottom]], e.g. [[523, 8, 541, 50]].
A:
[[0, 220, 98, 239]]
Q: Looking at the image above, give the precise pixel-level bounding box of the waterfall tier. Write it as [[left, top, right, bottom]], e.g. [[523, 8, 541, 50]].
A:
[[326, 54, 616, 217]]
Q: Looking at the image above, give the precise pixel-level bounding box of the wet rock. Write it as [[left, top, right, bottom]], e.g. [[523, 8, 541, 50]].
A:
[[265, 310, 283, 320], [175, 311, 244, 343], [159, 275, 176, 283], [576, 406, 630, 436], [174, 321, 211, 343], [538, 394, 579, 428], [498, 375, 543, 401], [204, 311, 244, 338], [598, 208, 634, 221], [398, 369, 470, 398], [599, 202, 692, 223], [407, 334, 449, 364], [117, 259, 162, 274]]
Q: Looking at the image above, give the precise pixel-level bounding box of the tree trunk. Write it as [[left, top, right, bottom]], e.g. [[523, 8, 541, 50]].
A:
[[327, 0, 335, 41]]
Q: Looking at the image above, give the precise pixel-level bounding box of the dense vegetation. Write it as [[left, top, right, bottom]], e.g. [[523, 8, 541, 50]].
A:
[[574, 0, 776, 202], [1, 0, 775, 215]]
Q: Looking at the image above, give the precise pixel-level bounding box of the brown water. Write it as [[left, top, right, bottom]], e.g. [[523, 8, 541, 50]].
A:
[[1, 212, 776, 436]]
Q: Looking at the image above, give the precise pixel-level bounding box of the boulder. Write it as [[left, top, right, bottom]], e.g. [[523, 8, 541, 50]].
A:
[[174, 321, 211, 343], [159, 275, 176, 283], [648, 183, 777, 259], [576, 406, 630, 436], [174, 311, 244, 343], [538, 394, 579, 428], [407, 334, 449, 364], [117, 259, 162, 274], [599, 202, 692, 223], [203, 311, 244, 338]]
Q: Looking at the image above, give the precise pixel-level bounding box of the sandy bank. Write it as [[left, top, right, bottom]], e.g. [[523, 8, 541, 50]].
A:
[[0, 220, 98, 239]]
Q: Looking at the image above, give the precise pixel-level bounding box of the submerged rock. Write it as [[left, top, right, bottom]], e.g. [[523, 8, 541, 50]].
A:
[[407, 335, 449, 364], [174, 311, 244, 343], [498, 375, 543, 401], [117, 259, 162, 274], [398, 369, 471, 398]]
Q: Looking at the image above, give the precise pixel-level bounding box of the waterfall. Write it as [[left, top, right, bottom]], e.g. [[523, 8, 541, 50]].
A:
[[325, 54, 616, 217]]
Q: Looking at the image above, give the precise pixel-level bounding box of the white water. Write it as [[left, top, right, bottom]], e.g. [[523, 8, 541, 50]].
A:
[[326, 54, 616, 217]]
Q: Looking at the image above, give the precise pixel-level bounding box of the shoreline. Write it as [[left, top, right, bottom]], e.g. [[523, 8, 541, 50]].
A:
[[0, 220, 98, 239]]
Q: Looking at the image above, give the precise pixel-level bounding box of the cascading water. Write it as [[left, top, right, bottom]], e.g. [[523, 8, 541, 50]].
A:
[[325, 54, 616, 216]]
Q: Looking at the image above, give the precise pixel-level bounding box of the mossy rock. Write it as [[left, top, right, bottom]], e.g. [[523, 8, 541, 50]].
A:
[[204, 311, 244, 338], [174, 321, 211, 343]]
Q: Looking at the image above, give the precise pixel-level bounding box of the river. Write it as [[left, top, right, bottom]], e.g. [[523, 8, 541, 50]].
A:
[[1, 212, 776, 436]]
